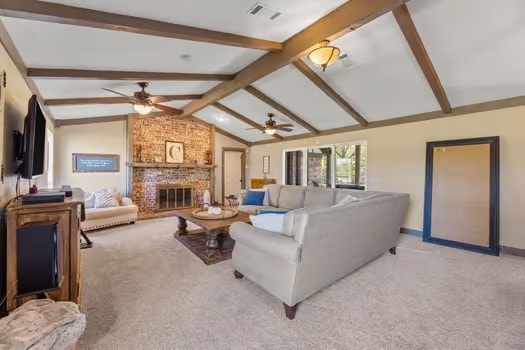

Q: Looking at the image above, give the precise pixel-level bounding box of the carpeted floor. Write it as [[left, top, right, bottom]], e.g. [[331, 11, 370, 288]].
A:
[[79, 218, 525, 350]]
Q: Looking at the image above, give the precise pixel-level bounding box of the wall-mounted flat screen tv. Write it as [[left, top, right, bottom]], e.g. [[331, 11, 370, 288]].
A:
[[17, 95, 46, 179]]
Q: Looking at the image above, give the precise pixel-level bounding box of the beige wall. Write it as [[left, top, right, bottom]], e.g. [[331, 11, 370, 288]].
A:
[[214, 133, 247, 201], [53, 121, 128, 194], [0, 44, 50, 205], [53, 122, 247, 199], [249, 106, 525, 249]]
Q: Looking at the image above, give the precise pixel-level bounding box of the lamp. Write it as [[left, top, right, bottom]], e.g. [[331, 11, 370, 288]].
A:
[[133, 103, 153, 115], [265, 128, 276, 135], [308, 40, 340, 72]]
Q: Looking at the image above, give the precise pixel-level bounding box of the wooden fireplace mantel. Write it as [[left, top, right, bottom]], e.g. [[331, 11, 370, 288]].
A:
[[126, 162, 216, 169]]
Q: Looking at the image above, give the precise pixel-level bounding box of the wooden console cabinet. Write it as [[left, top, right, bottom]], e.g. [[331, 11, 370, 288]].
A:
[[6, 199, 82, 312], [250, 178, 276, 189]]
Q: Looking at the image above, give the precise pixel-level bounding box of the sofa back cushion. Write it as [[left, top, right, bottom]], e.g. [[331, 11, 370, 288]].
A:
[[278, 186, 306, 209], [264, 184, 282, 207], [304, 188, 336, 209]]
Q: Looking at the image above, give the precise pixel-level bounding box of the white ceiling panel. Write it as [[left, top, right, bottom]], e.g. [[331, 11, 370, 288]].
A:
[[1, 17, 265, 73], [32, 79, 219, 99], [309, 12, 440, 122], [219, 90, 309, 136], [194, 106, 272, 142], [408, 0, 525, 107], [252, 65, 359, 130], [41, 0, 347, 42]]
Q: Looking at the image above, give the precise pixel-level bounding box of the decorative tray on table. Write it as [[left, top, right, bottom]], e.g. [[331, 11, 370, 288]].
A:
[[191, 207, 238, 220]]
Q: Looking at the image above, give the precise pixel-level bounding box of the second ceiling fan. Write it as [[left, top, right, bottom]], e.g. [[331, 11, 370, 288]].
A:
[[103, 82, 183, 116], [247, 113, 294, 135]]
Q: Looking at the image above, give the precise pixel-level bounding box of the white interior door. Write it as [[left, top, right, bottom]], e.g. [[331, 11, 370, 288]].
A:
[[223, 150, 243, 204]]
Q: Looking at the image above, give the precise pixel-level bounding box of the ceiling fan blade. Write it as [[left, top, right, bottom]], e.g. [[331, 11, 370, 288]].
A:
[[244, 127, 258, 130], [152, 103, 183, 115], [103, 88, 134, 99], [275, 124, 293, 128], [149, 95, 172, 103], [276, 127, 293, 132]]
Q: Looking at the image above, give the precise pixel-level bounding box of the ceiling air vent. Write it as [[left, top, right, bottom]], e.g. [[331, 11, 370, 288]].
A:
[[338, 53, 354, 69], [247, 2, 282, 20]]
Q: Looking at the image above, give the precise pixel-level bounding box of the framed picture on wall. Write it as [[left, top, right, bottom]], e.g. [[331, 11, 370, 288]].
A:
[[263, 155, 270, 174], [165, 141, 184, 163], [72, 153, 120, 172]]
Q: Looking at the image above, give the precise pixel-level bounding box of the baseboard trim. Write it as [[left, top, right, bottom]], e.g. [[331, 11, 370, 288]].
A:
[[400, 228, 525, 257], [400, 227, 423, 236], [500, 246, 525, 257]]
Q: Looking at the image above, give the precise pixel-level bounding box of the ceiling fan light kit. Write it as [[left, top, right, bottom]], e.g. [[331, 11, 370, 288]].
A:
[[308, 40, 340, 71], [264, 128, 277, 135], [133, 103, 153, 115]]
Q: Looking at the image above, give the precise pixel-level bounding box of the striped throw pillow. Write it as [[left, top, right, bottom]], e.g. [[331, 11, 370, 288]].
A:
[[94, 189, 119, 208]]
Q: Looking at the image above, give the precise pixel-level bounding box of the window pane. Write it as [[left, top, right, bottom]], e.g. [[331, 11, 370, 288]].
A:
[[307, 147, 331, 187], [335, 143, 367, 189]]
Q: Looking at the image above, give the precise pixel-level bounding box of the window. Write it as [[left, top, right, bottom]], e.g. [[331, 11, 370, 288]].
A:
[[283, 141, 367, 189]]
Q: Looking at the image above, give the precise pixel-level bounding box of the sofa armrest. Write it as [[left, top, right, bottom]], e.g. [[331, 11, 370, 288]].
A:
[[230, 222, 302, 263], [120, 197, 133, 206]]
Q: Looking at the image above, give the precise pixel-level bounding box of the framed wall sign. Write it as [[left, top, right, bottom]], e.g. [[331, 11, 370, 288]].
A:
[[72, 153, 120, 172], [263, 155, 270, 174], [165, 141, 184, 163]]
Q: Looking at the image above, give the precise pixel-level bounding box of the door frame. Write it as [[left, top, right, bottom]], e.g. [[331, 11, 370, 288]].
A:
[[423, 136, 499, 255], [221, 147, 246, 205]]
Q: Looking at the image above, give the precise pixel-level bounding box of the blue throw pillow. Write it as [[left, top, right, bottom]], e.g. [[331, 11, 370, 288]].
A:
[[243, 190, 265, 206], [258, 209, 288, 215]]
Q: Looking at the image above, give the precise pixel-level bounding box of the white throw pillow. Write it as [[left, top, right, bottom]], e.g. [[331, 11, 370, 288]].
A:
[[250, 188, 270, 206], [250, 213, 284, 233], [332, 194, 360, 207], [83, 191, 95, 209], [94, 189, 120, 208]]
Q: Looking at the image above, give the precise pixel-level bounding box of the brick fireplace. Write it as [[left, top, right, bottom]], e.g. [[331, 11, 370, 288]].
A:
[[127, 114, 215, 219]]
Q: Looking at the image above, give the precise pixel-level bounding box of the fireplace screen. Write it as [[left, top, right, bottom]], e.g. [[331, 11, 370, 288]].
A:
[[156, 185, 194, 211]]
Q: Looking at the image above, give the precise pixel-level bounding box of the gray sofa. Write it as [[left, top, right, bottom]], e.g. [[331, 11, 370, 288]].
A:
[[231, 185, 409, 319]]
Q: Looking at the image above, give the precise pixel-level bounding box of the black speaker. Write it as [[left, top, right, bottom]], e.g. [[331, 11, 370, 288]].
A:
[[16, 221, 59, 297]]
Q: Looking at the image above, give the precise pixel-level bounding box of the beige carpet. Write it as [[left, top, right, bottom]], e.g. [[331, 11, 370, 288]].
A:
[[79, 218, 525, 350]]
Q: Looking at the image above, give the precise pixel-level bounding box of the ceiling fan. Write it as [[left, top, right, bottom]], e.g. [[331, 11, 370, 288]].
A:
[[103, 82, 183, 116], [247, 113, 294, 135]]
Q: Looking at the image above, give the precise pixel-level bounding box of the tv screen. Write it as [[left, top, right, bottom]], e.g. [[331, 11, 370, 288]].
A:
[[19, 95, 46, 179]]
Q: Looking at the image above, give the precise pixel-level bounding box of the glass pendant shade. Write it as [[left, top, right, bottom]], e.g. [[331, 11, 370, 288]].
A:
[[308, 40, 340, 71], [133, 104, 153, 115], [265, 128, 277, 135]]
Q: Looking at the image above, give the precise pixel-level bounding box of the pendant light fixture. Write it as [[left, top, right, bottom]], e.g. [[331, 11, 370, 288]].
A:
[[308, 40, 340, 72]]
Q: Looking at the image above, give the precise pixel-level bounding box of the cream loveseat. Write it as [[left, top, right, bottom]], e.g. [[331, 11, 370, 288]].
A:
[[81, 190, 138, 232], [231, 185, 409, 319]]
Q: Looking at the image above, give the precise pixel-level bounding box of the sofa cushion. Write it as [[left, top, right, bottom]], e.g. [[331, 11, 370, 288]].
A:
[[83, 192, 95, 209], [85, 205, 137, 220], [265, 184, 282, 207], [94, 189, 119, 208], [304, 188, 336, 209], [238, 205, 274, 215], [278, 187, 305, 209]]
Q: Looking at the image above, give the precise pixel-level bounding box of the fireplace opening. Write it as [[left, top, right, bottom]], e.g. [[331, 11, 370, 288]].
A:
[[156, 185, 194, 211]]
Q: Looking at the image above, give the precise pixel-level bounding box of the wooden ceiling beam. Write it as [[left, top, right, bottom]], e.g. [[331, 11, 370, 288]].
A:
[[55, 114, 127, 127], [45, 95, 203, 106], [27, 68, 233, 81], [243, 85, 319, 134], [0, 0, 282, 51], [213, 102, 282, 140], [292, 60, 368, 126], [250, 95, 525, 146], [0, 19, 55, 125], [392, 4, 451, 114], [182, 0, 407, 116]]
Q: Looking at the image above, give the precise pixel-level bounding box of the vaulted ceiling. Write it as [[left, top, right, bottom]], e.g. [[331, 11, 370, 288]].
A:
[[1, 0, 524, 146]]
